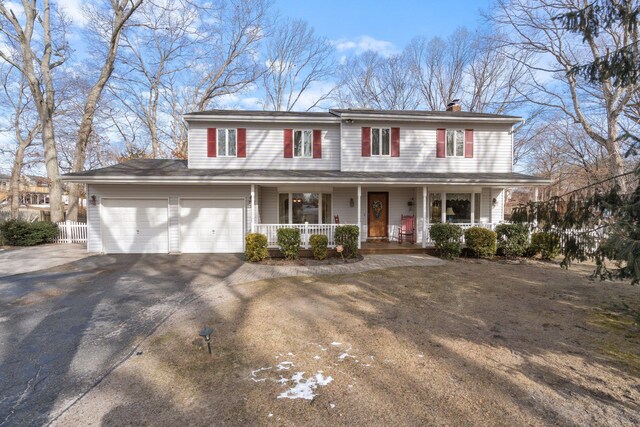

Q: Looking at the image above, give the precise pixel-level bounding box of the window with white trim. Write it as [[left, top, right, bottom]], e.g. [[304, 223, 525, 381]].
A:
[[293, 130, 312, 158], [278, 193, 333, 224], [371, 127, 390, 156], [217, 128, 237, 157], [446, 129, 464, 157]]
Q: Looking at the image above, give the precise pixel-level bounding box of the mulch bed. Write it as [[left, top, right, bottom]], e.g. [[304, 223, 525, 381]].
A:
[[257, 255, 364, 266]]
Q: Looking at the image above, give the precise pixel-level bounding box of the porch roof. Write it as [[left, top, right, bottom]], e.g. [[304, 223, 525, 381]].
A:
[[63, 159, 550, 186]]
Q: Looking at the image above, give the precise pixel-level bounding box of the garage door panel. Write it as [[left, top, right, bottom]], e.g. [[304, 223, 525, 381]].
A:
[[101, 198, 169, 253], [180, 199, 244, 253]]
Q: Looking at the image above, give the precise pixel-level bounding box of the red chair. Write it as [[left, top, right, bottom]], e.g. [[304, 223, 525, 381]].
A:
[[398, 215, 416, 244], [334, 215, 340, 224]]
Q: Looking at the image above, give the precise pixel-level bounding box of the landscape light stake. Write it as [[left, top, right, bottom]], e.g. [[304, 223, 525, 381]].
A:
[[199, 326, 214, 355]]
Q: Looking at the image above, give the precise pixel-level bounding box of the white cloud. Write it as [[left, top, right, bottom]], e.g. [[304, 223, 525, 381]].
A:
[[57, 0, 88, 27], [332, 36, 398, 57]]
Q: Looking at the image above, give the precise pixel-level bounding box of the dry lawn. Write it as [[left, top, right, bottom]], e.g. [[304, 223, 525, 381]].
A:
[[55, 260, 640, 426]]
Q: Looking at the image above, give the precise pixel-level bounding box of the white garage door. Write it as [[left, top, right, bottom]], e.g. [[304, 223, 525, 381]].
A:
[[101, 198, 169, 253], [180, 198, 244, 253]]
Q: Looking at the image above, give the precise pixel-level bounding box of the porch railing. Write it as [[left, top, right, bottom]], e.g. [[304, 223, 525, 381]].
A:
[[255, 223, 357, 248]]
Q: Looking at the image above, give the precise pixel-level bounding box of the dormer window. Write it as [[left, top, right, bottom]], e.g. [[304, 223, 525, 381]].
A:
[[446, 129, 465, 157], [217, 128, 237, 157], [294, 130, 313, 158], [371, 127, 390, 156]]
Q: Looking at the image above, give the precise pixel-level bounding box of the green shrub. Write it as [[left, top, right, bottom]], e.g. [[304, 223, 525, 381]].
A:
[[464, 227, 496, 258], [309, 234, 328, 260], [495, 223, 530, 257], [335, 225, 359, 259], [530, 232, 561, 260], [0, 220, 58, 246], [277, 228, 301, 260], [245, 233, 269, 262], [430, 223, 463, 259]]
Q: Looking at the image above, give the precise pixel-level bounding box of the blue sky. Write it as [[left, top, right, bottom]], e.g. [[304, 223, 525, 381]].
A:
[[275, 0, 493, 49]]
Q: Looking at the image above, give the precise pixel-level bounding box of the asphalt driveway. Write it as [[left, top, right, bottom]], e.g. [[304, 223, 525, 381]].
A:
[[0, 248, 244, 427]]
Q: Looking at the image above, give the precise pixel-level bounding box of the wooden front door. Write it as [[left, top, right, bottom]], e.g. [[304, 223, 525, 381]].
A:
[[367, 192, 389, 238]]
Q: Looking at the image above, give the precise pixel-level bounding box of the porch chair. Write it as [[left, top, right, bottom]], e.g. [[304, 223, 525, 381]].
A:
[[334, 215, 340, 224], [398, 215, 416, 244]]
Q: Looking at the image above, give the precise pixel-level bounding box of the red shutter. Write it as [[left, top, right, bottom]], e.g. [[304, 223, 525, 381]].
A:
[[465, 129, 474, 158], [207, 128, 217, 157], [391, 127, 400, 157], [237, 128, 246, 158], [313, 129, 322, 158], [361, 127, 371, 157], [284, 129, 293, 158], [436, 128, 446, 158]]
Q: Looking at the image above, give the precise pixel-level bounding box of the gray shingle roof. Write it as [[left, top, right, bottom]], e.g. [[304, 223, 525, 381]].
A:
[[184, 109, 336, 118], [63, 159, 548, 185], [329, 108, 521, 120]]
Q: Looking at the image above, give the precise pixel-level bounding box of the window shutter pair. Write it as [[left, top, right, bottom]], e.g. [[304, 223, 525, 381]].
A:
[[283, 129, 322, 158], [361, 127, 400, 157], [206, 128, 246, 157], [436, 128, 474, 158]]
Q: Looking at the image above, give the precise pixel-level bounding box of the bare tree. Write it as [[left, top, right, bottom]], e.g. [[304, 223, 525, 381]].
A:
[[66, 0, 143, 221], [0, 65, 40, 219], [262, 18, 335, 111], [0, 0, 69, 222], [336, 50, 418, 110], [491, 0, 640, 193]]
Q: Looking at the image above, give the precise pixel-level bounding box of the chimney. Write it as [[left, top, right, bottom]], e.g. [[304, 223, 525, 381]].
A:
[[446, 99, 461, 112]]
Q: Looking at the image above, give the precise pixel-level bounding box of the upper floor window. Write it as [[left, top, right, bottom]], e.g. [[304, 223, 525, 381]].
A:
[[294, 130, 313, 158], [446, 129, 465, 157], [371, 128, 390, 156], [217, 128, 237, 157]]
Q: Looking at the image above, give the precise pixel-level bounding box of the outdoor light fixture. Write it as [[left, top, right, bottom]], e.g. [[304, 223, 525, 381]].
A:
[[350, 198, 354, 207], [345, 119, 354, 124], [90, 195, 97, 206], [199, 326, 214, 355], [492, 197, 498, 207]]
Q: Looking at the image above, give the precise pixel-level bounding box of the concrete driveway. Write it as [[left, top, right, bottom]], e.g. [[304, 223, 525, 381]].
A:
[[0, 247, 244, 427]]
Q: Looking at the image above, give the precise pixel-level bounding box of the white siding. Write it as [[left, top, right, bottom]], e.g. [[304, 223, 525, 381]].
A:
[[341, 121, 513, 173], [491, 188, 505, 222], [188, 121, 341, 170], [332, 187, 358, 224], [481, 188, 492, 223], [259, 186, 278, 223], [88, 185, 250, 253]]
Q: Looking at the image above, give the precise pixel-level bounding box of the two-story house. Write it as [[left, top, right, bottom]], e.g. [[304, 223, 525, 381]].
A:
[[64, 106, 548, 254]]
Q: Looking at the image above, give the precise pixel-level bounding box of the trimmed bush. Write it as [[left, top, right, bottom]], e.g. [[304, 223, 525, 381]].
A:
[[530, 231, 561, 260], [430, 223, 463, 259], [309, 234, 329, 260], [0, 220, 58, 246], [464, 226, 496, 258], [495, 223, 529, 257], [335, 225, 359, 259], [245, 233, 269, 262], [277, 227, 301, 260]]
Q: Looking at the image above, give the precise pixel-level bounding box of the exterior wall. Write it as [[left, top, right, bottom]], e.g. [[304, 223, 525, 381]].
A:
[[341, 121, 513, 173], [87, 184, 251, 253], [188, 121, 341, 170], [491, 188, 505, 222]]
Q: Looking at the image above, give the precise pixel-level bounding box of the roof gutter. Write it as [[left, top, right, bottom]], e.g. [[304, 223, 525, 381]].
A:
[[62, 175, 551, 186], [183, 115, 341, 124]]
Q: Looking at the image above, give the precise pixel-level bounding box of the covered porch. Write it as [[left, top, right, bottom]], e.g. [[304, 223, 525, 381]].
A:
[[249, 184, 510, 249]]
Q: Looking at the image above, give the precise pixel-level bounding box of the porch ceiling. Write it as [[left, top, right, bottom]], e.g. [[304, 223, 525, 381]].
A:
[[63, 159, 550, 186]]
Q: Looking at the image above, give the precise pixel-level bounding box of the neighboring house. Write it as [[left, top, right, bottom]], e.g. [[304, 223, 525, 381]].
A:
[[64, 104, 548, 254]]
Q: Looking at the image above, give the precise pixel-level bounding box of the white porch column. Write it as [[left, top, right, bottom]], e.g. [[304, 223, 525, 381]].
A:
[[357, 185, 362, 249], [422, 185, 427, 248], [250, 184, 255, 233], [533, 187, 539, 202], [441, 192, 447, 223], [470, 192, 475, 225]]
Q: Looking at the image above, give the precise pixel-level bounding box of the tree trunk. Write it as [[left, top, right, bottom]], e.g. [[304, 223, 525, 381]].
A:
[[607, 124, 627, 194], [41, 117, 65, 222], [9, 144, 27, 219]]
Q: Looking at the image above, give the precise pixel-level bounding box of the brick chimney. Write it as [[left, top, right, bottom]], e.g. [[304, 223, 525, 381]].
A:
[[446, 99, 461, 112]]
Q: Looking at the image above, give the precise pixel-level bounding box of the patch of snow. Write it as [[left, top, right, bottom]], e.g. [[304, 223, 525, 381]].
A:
[[331, 342, 341, 346], [268, 413, 273, 417], [313, 355, 320, 360], [338, 348, 355, 360], [330, 403, 336, 409], [276, 361, 294, 371], [251, 367, 272, 382], [287, 352, 294, 356], [277, 371, 333, 400]]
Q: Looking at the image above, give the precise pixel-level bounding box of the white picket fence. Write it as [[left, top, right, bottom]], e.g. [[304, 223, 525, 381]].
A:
[[55, 221, 88, 243]]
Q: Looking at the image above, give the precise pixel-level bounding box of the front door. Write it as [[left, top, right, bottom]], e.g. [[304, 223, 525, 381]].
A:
[[367, 192, 389, 238]]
